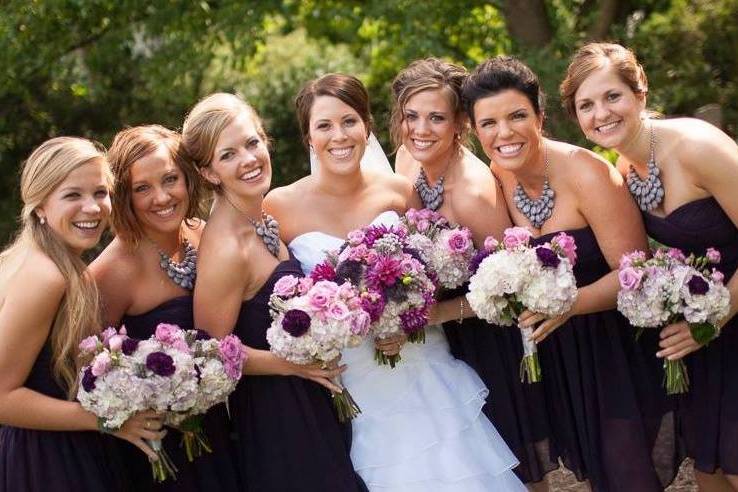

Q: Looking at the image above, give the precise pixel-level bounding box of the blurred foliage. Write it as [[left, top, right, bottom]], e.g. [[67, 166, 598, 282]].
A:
[[2, 0, 737, 245]]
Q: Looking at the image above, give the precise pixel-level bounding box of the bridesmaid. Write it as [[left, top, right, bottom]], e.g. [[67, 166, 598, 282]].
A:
[[462, 56, 678, 491], [182, 93, 367, 492], [0, 137, 163, 491], [562, 42, 738, 491], [90, 125, 241, 491], [391, 57, 558, 487]]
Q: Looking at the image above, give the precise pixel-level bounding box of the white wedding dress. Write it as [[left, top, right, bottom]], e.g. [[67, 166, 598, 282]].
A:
[[289, 210, 525, 491]]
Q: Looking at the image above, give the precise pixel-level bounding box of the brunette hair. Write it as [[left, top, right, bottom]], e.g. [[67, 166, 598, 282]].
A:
[[390, 57, 470, 150], [560, 42, 648, 118], [294, 74, 373, 148], [0, 137, 110, 397], [181, 93, 268, 192], [107, 125, 203, 246], [462, 56, 546, 125]]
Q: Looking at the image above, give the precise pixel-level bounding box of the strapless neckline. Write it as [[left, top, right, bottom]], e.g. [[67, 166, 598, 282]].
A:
[[289, 210, 400, 246], [643, 196, 715, 221]]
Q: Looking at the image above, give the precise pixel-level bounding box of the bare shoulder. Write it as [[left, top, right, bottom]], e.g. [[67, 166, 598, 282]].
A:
[[198, 221, 248, 271], [553, 140, 622, 190], [667, 118, 738, 172], [265, 176, 313, 212], [10, 248, 67, 300], [89, 238, 138, 288]]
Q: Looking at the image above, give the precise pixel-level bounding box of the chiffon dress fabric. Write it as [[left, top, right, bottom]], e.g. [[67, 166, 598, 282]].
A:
[[119, 295, 241, 491], [0, 343, 132, 492], [289, 210, 525, 492], [229, 257, 368, 492], [443, 292, 559, 484], [529, 226, 679, 491], [643, 196, 738, 475]]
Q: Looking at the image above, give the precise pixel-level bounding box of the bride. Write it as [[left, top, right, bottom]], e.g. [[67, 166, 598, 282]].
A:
[[264, 73, 525, 491]]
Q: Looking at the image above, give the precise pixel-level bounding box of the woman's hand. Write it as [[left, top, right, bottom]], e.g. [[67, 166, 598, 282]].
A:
[[285, 360, 346, 393], [113, 410, 166, 461], [518, 309, 572, 344], [657, 321, 702, 360], [375, 332, 407, 357]]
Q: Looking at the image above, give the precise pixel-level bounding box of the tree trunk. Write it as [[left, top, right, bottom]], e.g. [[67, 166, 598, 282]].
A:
[[498, 0, 553, 48], [586, 0, 619, 41]]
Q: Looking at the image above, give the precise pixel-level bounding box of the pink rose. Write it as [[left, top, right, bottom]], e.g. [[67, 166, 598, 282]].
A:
[[706, 248, 721, 264], [417, 208, 434, 221], [273, 275, 299, 297], [172, 339, 191, 354], [337, 282, 356, 300], [446, 230, 472, 254], [349, 310, 371, 336], [328, 301, 350, 321], [483, 236, 499, 252], [219, 335, 246, 366], [347, 297, 361, 310], [502, 227, 532, 249], [91, 352, 112, 376], [406, 208, 419, 223], [711, 269, 725, 284], [155, 323, 184, 344], [620, 250, 646, 269], [79, 335, 99, 353], [224, 361, 242, 380], [348, 244, 368, 261], [297, 277, 314, 295], [348, 229, 366, 246], [666, 248, 686, 262], [417, 219, 430, 232], [100, 327, 117, 345], [108, 335, 124, 352], [618, 267, 644, 291], [552, 232, 577, 265], [307, 281, 339, 311]]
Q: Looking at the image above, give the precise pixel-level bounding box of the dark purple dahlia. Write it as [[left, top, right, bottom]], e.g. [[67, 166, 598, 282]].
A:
[[194, 329, 211, 341], [361, 292, 386, 322], [282, 309, 311, 337], [81, 366, 97, 392], [335, 260, 363, 286], [146, 352, 176, 377], [400, 307, 428, 334], [121, 337, 140, 356], [687, 275, 709, 295], [535, 247, 560, 268], [366, 256, 403, 290], [469, 250, 492, 275]]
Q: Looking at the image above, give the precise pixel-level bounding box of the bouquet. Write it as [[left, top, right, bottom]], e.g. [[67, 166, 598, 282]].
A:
[[617, 247, 730, 394], [467, 227, 578, 383], [78, 325, 197, 481], [266, 274, 371, 421], [402, 208, 476, 290], [313, 222, 436, 367], [165, 328, 246, 462]]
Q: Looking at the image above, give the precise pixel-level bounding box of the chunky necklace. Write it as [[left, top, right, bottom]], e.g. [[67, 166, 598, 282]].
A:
[[626, 122, 664, 212], [223, 194, 281, 258], [158, 239, 197, 290], [513, 145, 554, 229], [415, 167, 446, 211]]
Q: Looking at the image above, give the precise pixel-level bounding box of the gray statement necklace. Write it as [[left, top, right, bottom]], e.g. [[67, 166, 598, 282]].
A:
[[158, 240, 197, 290], [513, 145, 554, 229], [626, 122, 664, 212], [414, 167, 445, 211], [248, 212, 281, 258]]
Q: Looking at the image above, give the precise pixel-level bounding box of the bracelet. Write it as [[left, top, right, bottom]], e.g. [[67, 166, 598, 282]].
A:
[[458, 298, 465, 324]]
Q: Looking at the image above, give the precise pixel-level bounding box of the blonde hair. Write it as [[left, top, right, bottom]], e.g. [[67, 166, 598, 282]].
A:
[[560, 42, 648, 118], [390, 58, 470, 152], [0, 137, 111, 398], [181, 93, 267, 193], [108, 125, 204, 246]]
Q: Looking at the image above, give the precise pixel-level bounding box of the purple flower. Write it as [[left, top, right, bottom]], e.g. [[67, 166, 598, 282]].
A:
[[619, 267, 644, 291], [335, 260, 363, 286], [297, 277, 314, 295], [327, 301, 350, 321], [307, 281, 339, 312], [483, 236, 499, 252], [361, 291, 385, 322], [146, 352, 176, 377], [194, 329, 211, 341], [100, 327, 117, 345], [273, 275, 300, 297], [310, 263, 336, 282], [108, 335, 124, 352], [155, 323, 184, 345], [366, 256, 403, 290], [446, 229, 472, 254], [706, 248, 721, 264], [79, 335, 99, 354], [502, 227, 532, 249], [347, 229, 366, 246], [400, 307, 428, 334], [667, 248, 686, 262], [219, 335, 246, 379], [535, 247, 560, 268], [81, 366, 97, 392], [349, 310, 371, 336], [711, 269, 725, 284], [619, 250, 646, 269], [121, 337, 140, 356], [282, 309, 311, 337], [687, 275, 709, 295], [91, 352, 112, 376], [469, 249, 492, 275], [552, 232, 577, 265]]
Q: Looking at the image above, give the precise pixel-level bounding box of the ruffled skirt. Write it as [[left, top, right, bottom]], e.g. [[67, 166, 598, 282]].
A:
[[343, 325, 525, 491]]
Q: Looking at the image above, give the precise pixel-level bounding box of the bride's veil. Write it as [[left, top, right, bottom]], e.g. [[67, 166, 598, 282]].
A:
[[309, 133, 394, 175]]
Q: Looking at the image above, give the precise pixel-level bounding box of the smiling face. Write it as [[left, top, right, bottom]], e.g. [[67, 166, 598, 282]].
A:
[[574, 64, 646, 149], [308, 95, 368, 175], [205, 111, 271, 199], [36, 160, 111, 254], [401, 88, 459, 167], [129, 144, 189, 239], [472, 89, 544, 173]]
